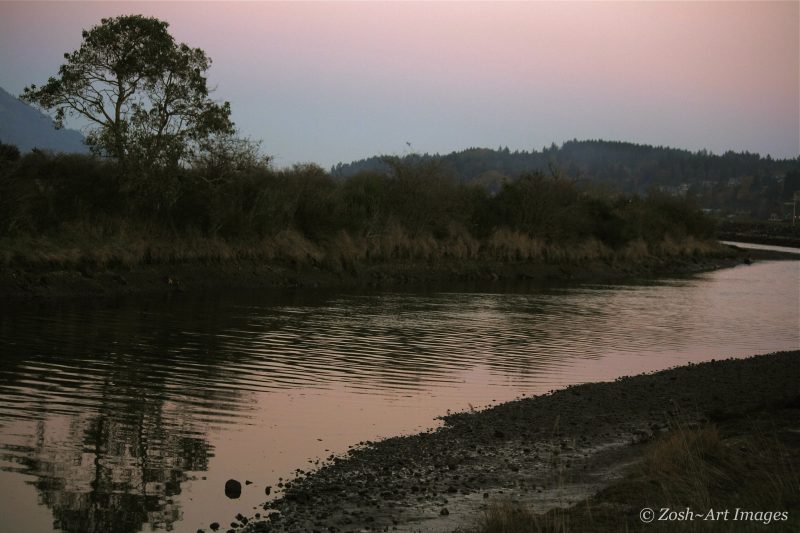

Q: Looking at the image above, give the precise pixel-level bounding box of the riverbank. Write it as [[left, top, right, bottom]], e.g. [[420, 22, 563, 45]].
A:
[[229, 350, 799, 533], [717, 220, 800, 248], [0, 240, 786, 302]]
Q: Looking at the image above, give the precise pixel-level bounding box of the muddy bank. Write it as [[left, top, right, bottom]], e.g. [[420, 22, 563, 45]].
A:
[[225, 351, 799, 533], [0, 243, 777, 302], [717, 220, 800, 249], [718, 232, 800, 248]]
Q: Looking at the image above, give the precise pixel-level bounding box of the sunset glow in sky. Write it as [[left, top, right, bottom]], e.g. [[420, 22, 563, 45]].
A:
[[1, 1, 798, 168]]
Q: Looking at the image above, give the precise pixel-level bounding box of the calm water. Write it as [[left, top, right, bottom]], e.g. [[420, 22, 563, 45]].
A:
[[1, 246, 798, 533]]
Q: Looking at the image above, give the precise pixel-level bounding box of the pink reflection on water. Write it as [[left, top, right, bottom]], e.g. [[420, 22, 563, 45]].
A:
[[0, 257, 797, 533]]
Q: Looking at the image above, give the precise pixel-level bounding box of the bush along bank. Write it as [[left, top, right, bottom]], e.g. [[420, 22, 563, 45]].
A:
[[0, 147, 746, 298]]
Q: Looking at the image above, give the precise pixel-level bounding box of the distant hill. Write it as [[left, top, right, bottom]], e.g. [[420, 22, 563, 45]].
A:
[[0, 86, 88, 153], [331, 140, 800, 219], [333, 140, 798, 193]]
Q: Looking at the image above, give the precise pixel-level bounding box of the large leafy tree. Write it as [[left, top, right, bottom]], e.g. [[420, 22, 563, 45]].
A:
[[22, 15, 234, 173]]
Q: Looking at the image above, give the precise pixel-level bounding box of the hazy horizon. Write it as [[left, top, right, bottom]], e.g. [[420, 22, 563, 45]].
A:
[[1, 1, 798, 168]]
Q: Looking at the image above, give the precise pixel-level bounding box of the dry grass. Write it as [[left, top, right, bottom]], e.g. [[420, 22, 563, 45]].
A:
[[0, 219, 731, 272], [652, 236, 731, 259], [464, 416, 799, 533], [473, 500, 568, 533], [619, 238, 651, 262], [638, 423, 723, 510], [485, 228, 545, 261]]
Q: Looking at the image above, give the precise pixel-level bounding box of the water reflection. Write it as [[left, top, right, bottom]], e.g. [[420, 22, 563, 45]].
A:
[[0, 255, 797, 533], [12, 411, 210, 533], [0, 301, 252, 533]]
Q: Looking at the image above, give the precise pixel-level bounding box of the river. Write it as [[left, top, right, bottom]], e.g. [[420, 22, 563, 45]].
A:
[[0, 243, 797, 533]]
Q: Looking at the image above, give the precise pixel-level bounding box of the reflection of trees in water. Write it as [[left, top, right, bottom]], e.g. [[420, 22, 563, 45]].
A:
[[0, 296, 258, 533], [7, 381, 212, 533], [4, 286, 673, 532]]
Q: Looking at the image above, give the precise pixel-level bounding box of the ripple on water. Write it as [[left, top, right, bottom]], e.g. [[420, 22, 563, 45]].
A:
[[0, 255, 797, 533]]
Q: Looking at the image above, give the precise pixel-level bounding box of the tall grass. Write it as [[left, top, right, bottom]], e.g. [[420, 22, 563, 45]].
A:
[[464, 420, 799, 533]]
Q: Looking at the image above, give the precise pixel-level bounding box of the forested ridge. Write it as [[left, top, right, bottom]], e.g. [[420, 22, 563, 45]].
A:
[[334, 140, 800, 219]]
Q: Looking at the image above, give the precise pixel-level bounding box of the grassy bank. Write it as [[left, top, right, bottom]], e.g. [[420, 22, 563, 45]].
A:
[[0, 223, 730, 271], [0, 148, 745, 298], [0, 226, 740, 300], [468, 414, 799, 532]]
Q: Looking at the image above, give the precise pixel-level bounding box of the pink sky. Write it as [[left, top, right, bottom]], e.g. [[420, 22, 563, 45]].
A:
[[1, 1, 798, 167]]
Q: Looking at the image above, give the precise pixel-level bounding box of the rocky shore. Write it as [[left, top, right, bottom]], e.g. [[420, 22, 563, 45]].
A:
[[0, 242, 785, 302], [217, 350, 800, 533]]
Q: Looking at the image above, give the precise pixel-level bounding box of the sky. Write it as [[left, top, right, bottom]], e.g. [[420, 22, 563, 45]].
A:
[[0, 1, 798, 169]]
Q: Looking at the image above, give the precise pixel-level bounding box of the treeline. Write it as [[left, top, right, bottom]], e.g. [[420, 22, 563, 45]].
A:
[[332, 140, 800, 218], [0, 143, 724, 269]]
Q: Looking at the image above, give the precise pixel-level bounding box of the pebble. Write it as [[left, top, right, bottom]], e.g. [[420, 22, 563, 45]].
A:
[[225, 479, 242, 499]]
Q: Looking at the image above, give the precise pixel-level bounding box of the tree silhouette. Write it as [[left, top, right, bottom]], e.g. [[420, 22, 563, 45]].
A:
[[22, 15, 234, 175]]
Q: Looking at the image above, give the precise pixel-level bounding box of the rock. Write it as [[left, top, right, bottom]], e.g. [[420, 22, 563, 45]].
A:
[[440, 507, 450, 516], [265, 485, 271, 495], [245, 480, 253, 485], [210, 523, 220, 532], [225, 479, 242, 499], [286, 489, 310, 503]]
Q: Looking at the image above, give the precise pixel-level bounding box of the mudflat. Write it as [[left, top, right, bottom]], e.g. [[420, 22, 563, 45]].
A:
[[223, 350, 800, 533]]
